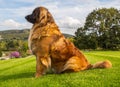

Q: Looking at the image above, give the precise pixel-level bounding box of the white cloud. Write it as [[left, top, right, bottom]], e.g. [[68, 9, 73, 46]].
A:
[[0, 19, 32, 30], [58, 17, 81, 28], [56, 17, 82, 35], [2, 19, 20, 27]]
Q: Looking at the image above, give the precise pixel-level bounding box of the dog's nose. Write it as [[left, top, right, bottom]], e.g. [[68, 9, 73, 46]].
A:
[[25, 15, 28, 19]]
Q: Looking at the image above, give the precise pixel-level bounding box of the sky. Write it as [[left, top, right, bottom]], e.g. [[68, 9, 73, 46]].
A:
[[0, 0, 120, 35]]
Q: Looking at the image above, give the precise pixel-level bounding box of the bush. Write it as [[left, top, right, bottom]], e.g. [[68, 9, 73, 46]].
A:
[[10, 51, 20, 58]]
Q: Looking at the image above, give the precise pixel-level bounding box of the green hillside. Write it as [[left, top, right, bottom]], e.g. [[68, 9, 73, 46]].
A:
[[0, 29, 29, 41], [0, 51, 120, 87], [0, 29, 74, 41]]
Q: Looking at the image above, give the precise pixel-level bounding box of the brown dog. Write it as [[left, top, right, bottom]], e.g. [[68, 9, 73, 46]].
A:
[[25, 7, 112, 78]]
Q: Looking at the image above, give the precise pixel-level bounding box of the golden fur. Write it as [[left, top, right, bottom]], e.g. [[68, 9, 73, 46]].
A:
[[25, 7, 112, 78], [92, 60, 112, 69]]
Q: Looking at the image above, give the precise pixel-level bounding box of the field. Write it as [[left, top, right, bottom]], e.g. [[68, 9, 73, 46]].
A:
[[0, 51, 120, 87]]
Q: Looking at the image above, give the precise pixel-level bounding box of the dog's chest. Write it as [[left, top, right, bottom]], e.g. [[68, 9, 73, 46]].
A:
[[28, 28, 34, 51], [28, 29, 56, 54]]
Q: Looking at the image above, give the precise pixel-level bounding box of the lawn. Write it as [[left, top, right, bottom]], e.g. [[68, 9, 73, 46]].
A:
[[0, 51, 120, 87]]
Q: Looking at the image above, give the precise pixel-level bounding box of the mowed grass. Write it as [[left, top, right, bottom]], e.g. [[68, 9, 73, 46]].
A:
[[0, 51, 120, 87]]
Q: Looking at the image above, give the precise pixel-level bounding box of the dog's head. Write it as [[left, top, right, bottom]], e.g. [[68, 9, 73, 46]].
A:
[[25, 7, 54, 25]]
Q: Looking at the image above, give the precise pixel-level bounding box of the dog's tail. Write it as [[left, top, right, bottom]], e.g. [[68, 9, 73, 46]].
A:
[[87, 60, 112, 69]]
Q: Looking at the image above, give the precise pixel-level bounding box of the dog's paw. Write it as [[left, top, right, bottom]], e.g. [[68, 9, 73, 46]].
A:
[[35, 73, 42, 78]]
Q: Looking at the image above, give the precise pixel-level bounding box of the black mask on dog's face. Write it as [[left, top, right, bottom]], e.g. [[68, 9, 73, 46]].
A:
[[25, 7, 40, 24]]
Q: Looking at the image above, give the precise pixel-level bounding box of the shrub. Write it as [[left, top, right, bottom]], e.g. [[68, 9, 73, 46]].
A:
[[10, 51, 20, 58]]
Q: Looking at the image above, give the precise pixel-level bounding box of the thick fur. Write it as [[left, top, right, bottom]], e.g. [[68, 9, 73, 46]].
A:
[[25, 7, 112, 78]]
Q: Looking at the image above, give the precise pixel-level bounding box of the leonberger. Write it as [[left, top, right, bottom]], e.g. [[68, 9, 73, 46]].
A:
[[25, 7, 112, 78]]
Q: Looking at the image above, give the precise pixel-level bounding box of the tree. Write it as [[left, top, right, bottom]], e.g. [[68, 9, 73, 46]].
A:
[[0, 41, 7, 51], [74, 27, 97, 49], [74, 8, 120, 50], [18, 41, 29, 57]]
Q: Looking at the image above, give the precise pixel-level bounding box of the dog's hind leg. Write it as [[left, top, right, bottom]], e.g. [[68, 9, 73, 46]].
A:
[[61, 56, 89, 73]]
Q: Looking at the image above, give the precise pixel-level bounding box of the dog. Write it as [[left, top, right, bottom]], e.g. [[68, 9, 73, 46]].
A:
[[25, 7, 112, 78]]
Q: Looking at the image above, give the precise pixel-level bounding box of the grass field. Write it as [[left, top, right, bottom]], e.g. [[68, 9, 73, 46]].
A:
[[0, 51, 120, 87]]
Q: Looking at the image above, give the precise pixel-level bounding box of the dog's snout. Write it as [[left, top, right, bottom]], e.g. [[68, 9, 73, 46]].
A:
[[25, 15, 29, 20], [25, 14, 36, 24]]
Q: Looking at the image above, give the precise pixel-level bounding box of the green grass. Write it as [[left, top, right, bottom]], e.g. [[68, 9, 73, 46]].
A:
[[0, 51, 120, 87]]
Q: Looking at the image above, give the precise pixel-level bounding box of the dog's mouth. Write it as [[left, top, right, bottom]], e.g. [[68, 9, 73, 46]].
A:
[[25, 15, 36, 24]]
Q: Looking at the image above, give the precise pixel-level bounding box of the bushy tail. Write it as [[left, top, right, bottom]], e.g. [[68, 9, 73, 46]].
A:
[[91, 60, 112, 69]]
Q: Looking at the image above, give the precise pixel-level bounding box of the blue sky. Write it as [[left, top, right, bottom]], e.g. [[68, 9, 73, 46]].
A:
[[0, 0, 120, 35]]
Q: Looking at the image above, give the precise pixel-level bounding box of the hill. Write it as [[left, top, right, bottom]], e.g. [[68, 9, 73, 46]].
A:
[[0, 29, 74, 41], [0, 29, 29, 41]]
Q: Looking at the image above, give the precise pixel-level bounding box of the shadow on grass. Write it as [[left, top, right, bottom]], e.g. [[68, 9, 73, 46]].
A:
[[0, 72, 34, 82]]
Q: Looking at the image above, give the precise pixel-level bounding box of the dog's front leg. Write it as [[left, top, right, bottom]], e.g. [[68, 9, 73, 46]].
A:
[[35, 56, 51, 78], [35, 57, 45, 78]]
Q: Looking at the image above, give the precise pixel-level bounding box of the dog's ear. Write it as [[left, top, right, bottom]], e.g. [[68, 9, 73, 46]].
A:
[[39, 8, 48, 25], [47, 12, 54, 23], [39, 7, 54, 26]]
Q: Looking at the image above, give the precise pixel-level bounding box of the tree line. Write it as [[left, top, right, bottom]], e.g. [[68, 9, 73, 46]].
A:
[[74, 8, 120, 50]]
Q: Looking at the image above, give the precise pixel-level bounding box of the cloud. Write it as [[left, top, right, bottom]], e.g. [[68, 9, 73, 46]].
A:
[[1, 19, 21, 28], [0, 19, 32, 30], [56, 17, 82, 35], [58, 17, 81, 28]]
